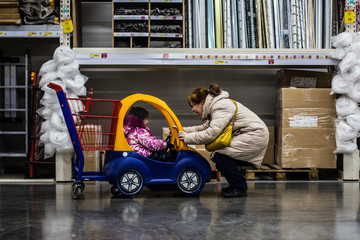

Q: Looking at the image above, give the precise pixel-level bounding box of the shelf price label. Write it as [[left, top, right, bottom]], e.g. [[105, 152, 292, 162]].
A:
[[27, 32, 38, 36], [43, 32, 54, 36], [62, 19, 73, 33], [90, 54, 100, 58], [215, 60, 225, 64], [0, 32, 5, 36], [345, 9, 355, 23]]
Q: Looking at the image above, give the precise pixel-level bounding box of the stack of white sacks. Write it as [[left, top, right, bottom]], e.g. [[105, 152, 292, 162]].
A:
[[331, 32, 360, 153], [38, 46, 88, 158]]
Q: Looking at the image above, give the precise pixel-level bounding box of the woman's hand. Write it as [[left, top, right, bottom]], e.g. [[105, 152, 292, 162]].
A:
[[178, 131, 186, 141]]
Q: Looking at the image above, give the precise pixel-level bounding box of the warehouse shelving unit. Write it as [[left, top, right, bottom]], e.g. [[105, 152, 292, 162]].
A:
[[0, 5, 61, 178], [7, 0, 352, 181]]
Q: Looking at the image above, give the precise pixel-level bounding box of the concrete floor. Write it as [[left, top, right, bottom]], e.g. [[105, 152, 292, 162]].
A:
[[0, 179, 359, 240]]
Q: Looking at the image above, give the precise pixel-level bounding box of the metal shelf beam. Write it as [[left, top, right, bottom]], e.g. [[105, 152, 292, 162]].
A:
[[74, 48, 338, 66], [0, 25, 60, 38]]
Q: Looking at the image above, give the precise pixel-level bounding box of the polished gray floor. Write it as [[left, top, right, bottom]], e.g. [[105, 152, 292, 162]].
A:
[[0, 180, 359, 240]]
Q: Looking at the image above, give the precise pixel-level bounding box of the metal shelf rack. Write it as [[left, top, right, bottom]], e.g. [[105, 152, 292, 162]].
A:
[[0, 52, 30, 175]]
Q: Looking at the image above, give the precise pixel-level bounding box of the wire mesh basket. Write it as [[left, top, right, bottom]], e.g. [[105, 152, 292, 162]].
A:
[[68, 97, 121, 151]]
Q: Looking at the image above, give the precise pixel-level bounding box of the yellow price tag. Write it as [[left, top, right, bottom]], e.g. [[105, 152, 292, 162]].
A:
[[0, 32, 5, 35], [345, 10, 355, 23], [90, 54, 100, 58], [27, 32, 38, 36], [43, 32, 54, 36], [62, 19, 73, 34], [215, 60, 225, 64]]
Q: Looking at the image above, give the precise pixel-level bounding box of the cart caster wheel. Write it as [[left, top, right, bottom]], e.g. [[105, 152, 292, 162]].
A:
[[80, 182, 85, 192], [72, 184, 82, 199], [110, 185, 120, 196]]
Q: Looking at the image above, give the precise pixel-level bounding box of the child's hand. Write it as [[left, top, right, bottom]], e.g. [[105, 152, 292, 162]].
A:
[[178, 131, 186, 141], [172, 125, 178, 132]]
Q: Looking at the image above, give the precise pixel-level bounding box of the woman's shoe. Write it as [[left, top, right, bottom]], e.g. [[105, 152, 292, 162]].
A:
[[221, 185, 233, 193], [222, 188, 247, 198]]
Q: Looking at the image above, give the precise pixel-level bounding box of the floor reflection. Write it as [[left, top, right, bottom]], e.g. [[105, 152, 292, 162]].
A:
[[0, 180, 359, 240]]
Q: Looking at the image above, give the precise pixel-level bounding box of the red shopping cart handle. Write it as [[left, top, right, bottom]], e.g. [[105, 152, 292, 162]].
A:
[[48, 82, 64, 92]]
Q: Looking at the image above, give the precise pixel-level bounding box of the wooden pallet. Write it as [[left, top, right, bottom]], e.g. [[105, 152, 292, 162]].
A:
[[242, 164, 319, 181]]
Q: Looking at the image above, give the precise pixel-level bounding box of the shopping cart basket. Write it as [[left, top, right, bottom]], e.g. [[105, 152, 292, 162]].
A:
[[48, 83, 121, 199]]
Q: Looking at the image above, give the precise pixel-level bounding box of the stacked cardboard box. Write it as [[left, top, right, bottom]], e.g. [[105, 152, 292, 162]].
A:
[[276, 88, 336, 168], [0, 0, 20, 24], [277, 69, 332, 88], [262, 126, 275, 165]]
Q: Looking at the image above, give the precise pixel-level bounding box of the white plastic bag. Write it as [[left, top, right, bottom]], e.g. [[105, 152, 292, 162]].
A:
[[335, 138, 358, 153], [346, 79, 360, 102], [345, 110, 360, 131], [339, 52, 358, 73], [48, 129, 71, 147], [64, 76, 85, 92], [40, 120, 52, 133], [341, 64, 360, 83], [335, 119, 358, 141], [50, 110, 68, 131], [331, 32, 355, 48], [53, 46, 76, 64], [335, 96, 359, 117], [331, 74, 351, 95], [57, 66, 80, 79], [330, 47, 349, 60], [38, 59, 58, 76], [44, 142, 56, 158], [39, 72, 59, 87], [39, 132, 50, 144]]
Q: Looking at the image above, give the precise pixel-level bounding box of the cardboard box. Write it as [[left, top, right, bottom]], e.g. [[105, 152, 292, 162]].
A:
[[193, 145, 216, 171], [278, 88, 336, 109], [277, 69, 332, 88], [83, 150, 101, 171], [0, 1, 19, 7], [279, 108, 336, 128], [262, 126, 275, 165], [76, 125, 102, 175], [0, 8, 18, 14], [0, 13, 20, 19], [276, 147, 336, 169], [278, 128, 335, 148], [0, 18, 20, 24]]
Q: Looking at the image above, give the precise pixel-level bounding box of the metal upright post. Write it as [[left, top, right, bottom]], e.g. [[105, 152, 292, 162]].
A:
[[60, 0, 71, 46], [343, 0, 359, 180]]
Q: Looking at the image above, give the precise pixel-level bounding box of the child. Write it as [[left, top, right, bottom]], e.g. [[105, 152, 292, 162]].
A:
[[123, 106, 172, 160]]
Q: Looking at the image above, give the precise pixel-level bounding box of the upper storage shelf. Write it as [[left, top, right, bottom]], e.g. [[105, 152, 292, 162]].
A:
[[73, 48, 338, 66], [0, 25, 60, 38]]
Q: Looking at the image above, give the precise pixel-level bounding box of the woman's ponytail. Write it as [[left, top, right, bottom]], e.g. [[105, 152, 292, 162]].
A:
[[208, 83, 221, 96]]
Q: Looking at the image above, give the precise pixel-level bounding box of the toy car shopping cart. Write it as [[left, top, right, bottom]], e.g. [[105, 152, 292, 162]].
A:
[[49, 82, 212, 199]]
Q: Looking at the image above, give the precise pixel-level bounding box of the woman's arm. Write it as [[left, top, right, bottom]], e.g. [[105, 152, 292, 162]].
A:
[[183, 120, 210, 133]]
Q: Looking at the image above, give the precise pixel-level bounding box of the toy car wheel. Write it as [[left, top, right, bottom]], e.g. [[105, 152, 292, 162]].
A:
[[72, 184, 82, 199], [110, 185, 121, 196], [118, 170, 143, 196], [177, 169, 203, 195]]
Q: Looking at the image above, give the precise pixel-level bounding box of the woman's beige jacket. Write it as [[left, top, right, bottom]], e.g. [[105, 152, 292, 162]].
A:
[[183, 91, 269, 169]]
